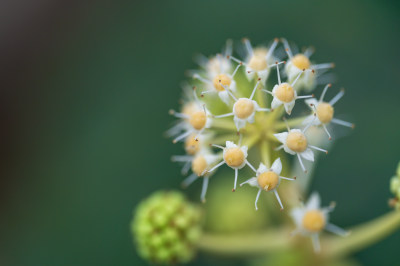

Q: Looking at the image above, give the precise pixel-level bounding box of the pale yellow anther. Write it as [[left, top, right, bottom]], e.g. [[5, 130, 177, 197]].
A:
[[184, 135, 200, 155], [224, 147, 245, 167], [275, 83, 295, 103], [234, 98, 255, 119], [248, 48, 268, 71], [192, 155, 207, 176], [189, 111, 207, 130], [316, 102, 334, 124], [292, 54, 311, 70], [257, 171, 279, 191], [302, 210, 326, 232], [213, 74, 231, 91], [286, 131, 308, 152]]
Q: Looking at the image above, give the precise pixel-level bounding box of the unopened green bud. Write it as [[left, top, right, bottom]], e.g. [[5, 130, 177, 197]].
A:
[[131, 191, 203, 264]]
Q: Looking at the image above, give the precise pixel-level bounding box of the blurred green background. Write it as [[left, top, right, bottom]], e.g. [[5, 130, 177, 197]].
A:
[[0, 0, 399, 265]]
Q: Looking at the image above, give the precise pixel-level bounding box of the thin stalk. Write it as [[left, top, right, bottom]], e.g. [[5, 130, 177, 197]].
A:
[[260, 140, 271, 166], [275, 116, 308, 130]]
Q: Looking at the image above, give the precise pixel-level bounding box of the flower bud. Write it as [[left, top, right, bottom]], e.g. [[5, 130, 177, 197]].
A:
[[131, 191, 202, 264]]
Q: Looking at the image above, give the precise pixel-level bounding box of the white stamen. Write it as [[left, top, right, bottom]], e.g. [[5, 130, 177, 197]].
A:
[[279, 176, 296, 181], [296, 94, 313, 99], [193, 74, 212, 85], [170, 110, 189, 119], [261, 89, 273, 95], [313, 63, 335, 70], [250, 80, 261, 100], [233, 168, 238, 191], [331, 118, 353, 128], [320, 84, 331, 102], [304, 47, 315, 58], [275, 144, 284, 151], [297, 153, 307, 173], [171, 155, 193, 162], [211, 144, 225, 150], [329, 89, 345, 106], [181, 161, 191, 175], [200, 177, 209, 203], [230, 63, 242, 78], [322, 124, 332, 140], [266, 38, 279, 59], [274, 189, 284, 210], [257, 108, 271, 112], [246, 161, 257, 173], [311, 234, 321, 253], [291, 70, 305, 87], [206, 160, 225, 174], [173, 130, 192, 143], [182, 173, 198, 188], [221, 84, 238, 101], [309, 145, 328, 154], [325, 223, 349, 237], [303, 115, 316, 133], [243, 38, 253, 56], [214, 112, 234, 118], [282, 38, 293, 58], [255, 188, 262, 210]]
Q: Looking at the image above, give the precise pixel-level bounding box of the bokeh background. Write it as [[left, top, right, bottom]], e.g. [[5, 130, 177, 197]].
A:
[[0, 0, 399, 265]]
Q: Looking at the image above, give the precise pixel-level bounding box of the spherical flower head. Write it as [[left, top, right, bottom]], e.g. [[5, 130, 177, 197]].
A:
[[258, 171, 279, 191], [275, 83, 295, 103], [302, 210, 326, 232], [316, 102, 334, 124], [192, 154, 208, 176], [286, 131, 308, 153], [131, 191, 203, 264], [248, 47, 268, 71], [189, 110, 207, 130]]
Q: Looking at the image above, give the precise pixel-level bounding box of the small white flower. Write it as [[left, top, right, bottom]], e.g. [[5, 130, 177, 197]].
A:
[[213, 79, 271, 130], [169, 88, 213, 144], [303, 84, 355, 140], [193, 39, 233, 80], [282, 38, 335, 91], [262, 62, 314, 115], [171, 148, 220, 203], [274, 119, 328, 173], [229, 38, 279, 83], [240, 158, 295, 210], [205, 140, 257, 191], [291, 192, 349, 253], [193, 42, 240, 105]]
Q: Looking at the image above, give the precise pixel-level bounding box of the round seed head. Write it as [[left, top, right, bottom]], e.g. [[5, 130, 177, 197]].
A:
[[248, 48, 268, 71]]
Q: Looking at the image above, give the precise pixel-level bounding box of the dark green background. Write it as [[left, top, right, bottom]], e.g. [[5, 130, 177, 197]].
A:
[[0, 0, 399, 265]]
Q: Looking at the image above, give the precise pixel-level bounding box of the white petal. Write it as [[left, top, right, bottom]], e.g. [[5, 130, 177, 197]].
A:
[[234, 116, 247, 130], [257, 69, 269, 83], [257, 163, 268, 174], [245, 177, 259, 187], [271, 97, 282, 109], [271, 84, 278, 94], [290, 207, 305, 227], [306, 192, 321, 210], [225, 141, 236, 148], [305, 98, 318, 107], [302, 114, 317, 125], [247, 111, 256, 124], [245, 66, 255, 80], [283, 145, 296, 155], [270, 157, 282, 175], [218, 91, 231, 105], [273, 132, 288, 144], [300, 148, 314, 162], [284, 101, 295, 114], [240, 145, 248, 158], [229, 80, 237, 91]]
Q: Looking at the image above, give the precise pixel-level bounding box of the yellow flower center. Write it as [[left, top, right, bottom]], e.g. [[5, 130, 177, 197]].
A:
[[286, 131, 308, 152], [192, 155, 207, 176], [182, 102, 197, 117], [316, 102, 334, 124], [184, 135, 200, 155], [234, 98, 255, 119], [257, 171, 279, 191], [224, 147, 245, 167], [302, 210, 326, 232], [292, 54, 311, 70], [213, 74, 231, 92], [275, 83, 295, 103], [189, 111, 206, 130], [248, 48, 268, 71]]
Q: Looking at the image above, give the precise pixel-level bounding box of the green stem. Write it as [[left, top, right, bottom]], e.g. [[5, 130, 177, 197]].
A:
[[274, 116, 308, 130], [212, 119, 236, 130], [323, 210, 400, 259], [243, 133, 260, 149], [197, 229, 291, 257], [260, 140, 271, 166]]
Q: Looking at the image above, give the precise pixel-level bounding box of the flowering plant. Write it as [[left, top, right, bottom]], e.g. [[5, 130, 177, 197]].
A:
[[131, 38, 400, 265]]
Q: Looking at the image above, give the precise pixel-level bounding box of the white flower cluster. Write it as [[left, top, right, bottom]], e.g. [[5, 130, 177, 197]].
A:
[[168, 38, 353, 252]]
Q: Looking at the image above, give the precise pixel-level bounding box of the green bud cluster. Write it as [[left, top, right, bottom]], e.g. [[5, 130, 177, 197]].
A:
[[389, 162, 400, 209], [131, 191, 203, 264]]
